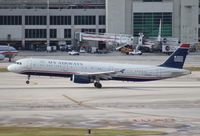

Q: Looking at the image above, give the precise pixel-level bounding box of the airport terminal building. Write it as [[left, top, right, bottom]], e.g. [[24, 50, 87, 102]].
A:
[[0, 0, 199, 49]]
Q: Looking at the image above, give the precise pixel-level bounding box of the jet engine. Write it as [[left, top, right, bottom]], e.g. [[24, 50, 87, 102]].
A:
[[71, 75, 94, 84]]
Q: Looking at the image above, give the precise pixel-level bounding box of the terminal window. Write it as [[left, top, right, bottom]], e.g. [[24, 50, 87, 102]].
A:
[[50, 29, 57, 38], [199, 15, 200, 24], [50, 16, 71, 25], [0, 16, 22, 25], [143, 0, 162, 2], [74, 16, 96, 25], [99, 15, 106, 25], [81, 29, 96, 33], [25, 16, 46, 25], [99, 29, 106, 34], [133, 12, 172, 37], [25, 29, 47, 38], [64, 29, 71, 38], [198, 28, 200, 41]]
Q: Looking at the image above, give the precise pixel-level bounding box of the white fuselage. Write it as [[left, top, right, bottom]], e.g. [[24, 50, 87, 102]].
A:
[[8, 58, 190, 82]]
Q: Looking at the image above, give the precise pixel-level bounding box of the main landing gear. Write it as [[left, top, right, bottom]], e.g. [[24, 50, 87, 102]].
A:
[[26, 75, 30, 84], [94, 82, 102, 88]]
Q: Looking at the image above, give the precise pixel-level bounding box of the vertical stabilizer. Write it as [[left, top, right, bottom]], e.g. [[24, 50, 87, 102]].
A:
[[160, 43, 190, 69], [157, 19, 162, 42]]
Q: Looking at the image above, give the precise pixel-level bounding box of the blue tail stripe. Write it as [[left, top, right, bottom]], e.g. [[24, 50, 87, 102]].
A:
[[160, 44, 190, 69]]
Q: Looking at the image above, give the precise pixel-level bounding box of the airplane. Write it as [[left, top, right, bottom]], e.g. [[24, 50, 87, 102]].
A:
[[0, 45, 18, 62], [7, 43, 191, 88], [138, 19, 164, 52]]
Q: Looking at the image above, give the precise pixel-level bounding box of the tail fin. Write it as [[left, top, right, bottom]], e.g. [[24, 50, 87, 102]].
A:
[[157, 19, 162, 42], [160, 43, 190, 69]]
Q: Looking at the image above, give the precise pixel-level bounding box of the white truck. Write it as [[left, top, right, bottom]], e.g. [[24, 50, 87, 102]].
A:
[[162, 38, 179, 54]]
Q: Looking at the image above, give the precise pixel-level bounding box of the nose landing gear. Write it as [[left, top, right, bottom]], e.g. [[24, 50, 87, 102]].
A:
[[26, 75, 30, 84]]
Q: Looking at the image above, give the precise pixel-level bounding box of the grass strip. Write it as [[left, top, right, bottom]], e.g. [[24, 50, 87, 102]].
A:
[[0, 127, 164, 136], [0, 68, 8, 72], [185, 67, 200, 71]]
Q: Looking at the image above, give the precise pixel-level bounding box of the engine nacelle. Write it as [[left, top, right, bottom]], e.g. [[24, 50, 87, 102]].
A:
[[71, 75, 94, 84]]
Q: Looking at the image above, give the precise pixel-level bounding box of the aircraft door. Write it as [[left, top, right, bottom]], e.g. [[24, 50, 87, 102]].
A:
[[62, 62, 68, 73], [25, 59, 32, 70]]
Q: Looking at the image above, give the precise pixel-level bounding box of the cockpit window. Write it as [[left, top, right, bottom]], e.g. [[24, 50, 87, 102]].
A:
[[15, 62, 22, 65]]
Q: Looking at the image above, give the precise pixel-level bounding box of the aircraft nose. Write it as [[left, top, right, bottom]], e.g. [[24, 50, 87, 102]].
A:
[[7, 64, 15, 72]]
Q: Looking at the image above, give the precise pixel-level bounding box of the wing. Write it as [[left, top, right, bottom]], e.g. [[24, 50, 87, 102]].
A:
[[76, 69, 125, 80]]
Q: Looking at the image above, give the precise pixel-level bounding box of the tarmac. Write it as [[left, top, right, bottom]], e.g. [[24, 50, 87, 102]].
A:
[[0, 51, 200, 135]]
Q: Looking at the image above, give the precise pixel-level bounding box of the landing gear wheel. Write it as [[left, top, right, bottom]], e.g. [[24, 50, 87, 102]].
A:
[[26, 75, 30, 84], [94, 82, 102, 88]]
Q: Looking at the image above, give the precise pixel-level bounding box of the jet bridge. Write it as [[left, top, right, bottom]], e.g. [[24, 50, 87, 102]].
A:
[[75, 32, 134, 46]]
